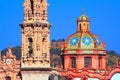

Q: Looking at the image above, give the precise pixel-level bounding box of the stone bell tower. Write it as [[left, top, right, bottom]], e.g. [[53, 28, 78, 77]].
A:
[[20, 0, 51, 80]]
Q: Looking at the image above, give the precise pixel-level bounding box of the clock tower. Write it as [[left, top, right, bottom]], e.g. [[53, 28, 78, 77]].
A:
[[20, 0, 51, 80]]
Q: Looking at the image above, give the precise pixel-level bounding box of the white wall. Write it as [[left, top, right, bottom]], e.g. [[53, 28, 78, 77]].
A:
[[111, 73, 120, 80], [74, 78, 81, 80], [74, 78, 99, 80], [22, 71, 50, 80], [88, 78, 99, 80]]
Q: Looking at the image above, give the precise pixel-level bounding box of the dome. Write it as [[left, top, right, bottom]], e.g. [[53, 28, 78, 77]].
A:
[[77, 12, 90, 22], [61, 12, 106, 53], [65, 32, 105, 50]]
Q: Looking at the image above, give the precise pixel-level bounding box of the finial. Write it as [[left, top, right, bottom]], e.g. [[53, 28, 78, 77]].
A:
[[82, 11, 85, 16], [7, 45, 12, 56], [82, 6, 85, 15], [8, 44, 12, 49]]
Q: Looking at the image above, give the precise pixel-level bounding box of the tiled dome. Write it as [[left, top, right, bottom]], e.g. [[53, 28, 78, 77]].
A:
[[66, 32, 105, 50], [61, 12, 106, 53]]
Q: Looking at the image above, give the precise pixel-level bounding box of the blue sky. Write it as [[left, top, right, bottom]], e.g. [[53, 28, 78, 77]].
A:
[[0, 0, 120, 53]]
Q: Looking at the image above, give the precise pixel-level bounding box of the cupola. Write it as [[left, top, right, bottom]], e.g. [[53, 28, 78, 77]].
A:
[[77, 12, 90, 32]]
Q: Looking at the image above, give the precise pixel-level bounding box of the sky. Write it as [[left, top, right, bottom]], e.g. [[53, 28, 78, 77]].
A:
[[0, 0, 120, 53]]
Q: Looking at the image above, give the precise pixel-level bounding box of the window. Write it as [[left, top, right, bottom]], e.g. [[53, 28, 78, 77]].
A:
[[98, 57, 102, 69], [41, 0, 43, 3], [84, 57, 91, 68], [87, 24, 89, 31], [6, 76, 11, 80], [42, 38, 46, 42], [43, 10, 46, 15], [28, 38, 33, 57], [71, 57, 76, 68], [30, 0, 34, 14], [84, 23, 86, 26], [79, 24, 82, 31]]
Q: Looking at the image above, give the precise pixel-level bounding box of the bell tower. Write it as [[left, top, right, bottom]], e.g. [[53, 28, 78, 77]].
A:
[[20, 0, 51, 80], [23, 0, 48, 23]]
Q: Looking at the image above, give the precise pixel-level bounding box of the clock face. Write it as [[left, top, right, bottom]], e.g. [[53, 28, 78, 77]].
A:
[[82, 37, 92, 46], [6, 59, 11, 65], [70, 37, 79, 46]]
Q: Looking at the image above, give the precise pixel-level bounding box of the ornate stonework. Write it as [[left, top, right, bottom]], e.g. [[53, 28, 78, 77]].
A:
[[23, 0, 48, 23], [20, 0, 51, 80], [0, 46, 21, 80]]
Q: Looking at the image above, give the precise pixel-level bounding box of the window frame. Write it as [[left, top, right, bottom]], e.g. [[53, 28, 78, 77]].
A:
[[71, 57, 76, 68], [84, 57, 92, 68]]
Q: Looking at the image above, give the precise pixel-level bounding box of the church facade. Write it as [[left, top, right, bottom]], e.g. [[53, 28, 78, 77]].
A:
[[0, 47, 21, 80], [0, 0, 120, 80]]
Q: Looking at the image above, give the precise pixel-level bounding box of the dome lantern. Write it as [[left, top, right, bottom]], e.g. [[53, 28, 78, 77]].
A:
[[77, 12, 90, 32]]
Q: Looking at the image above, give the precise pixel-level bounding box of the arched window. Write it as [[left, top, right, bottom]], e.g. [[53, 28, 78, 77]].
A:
[[84, 57, 91, 68], [30, 0, 34, 14], [87, 24, 89, 28], [87, 24, 89, 31], [98, 57, 102, 69], [6, 76, 11, 80], [71, 57, 76, 68], [84, 23, 86, 26], [28, 38, 33, 57], [42, 38, 46, 42], [79, 24, 82, 31], [42, 38, 47, 53]]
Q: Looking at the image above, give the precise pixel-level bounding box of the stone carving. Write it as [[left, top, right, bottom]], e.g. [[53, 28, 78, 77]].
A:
[[21, 0, 51, 79]]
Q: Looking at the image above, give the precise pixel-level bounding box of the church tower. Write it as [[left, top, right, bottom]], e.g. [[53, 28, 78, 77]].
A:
[[20, 0, 51, 80]]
